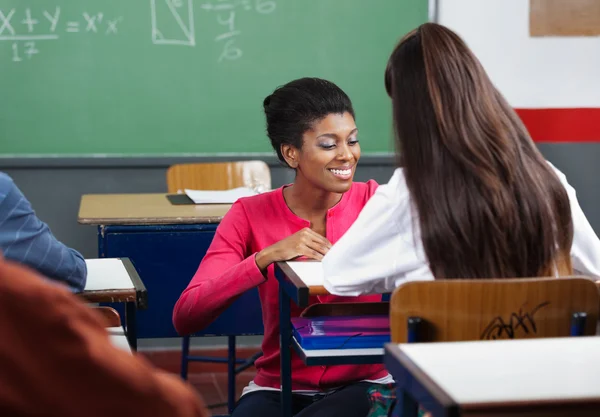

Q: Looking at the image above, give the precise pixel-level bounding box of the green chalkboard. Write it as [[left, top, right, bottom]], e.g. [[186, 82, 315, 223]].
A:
[[0, 0, 427, 156]]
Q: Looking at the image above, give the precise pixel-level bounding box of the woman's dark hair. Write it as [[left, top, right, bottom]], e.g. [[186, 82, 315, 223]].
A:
[[385, 23, 573, 279], [263, 77, 355, 166]]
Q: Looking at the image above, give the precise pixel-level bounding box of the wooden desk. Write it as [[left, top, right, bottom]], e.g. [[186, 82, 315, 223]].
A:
[[78, 193, 229, 225], [275, 261, 387, 417], [77, 193, 263, 342], [81, 258, 147, 351], [385, 337, 600, 417]]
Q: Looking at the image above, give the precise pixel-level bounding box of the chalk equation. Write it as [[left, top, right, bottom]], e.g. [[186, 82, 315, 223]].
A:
[[2, 1, 276, 64], [151, 0, 277, 62], [0, 7, 122, 62]]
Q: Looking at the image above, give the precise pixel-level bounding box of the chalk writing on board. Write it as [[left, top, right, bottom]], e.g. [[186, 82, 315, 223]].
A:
[[479, 302, 550, 340], [152, 0, 277, 63], [151, 0, 196, 47], [211, 0, 276, 63], [0, 7, 122, 63]]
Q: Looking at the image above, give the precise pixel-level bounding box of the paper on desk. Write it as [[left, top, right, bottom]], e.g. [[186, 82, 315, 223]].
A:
[[84, 259, 134, 291], [184, 187, 259, 204], [286, 261, 324, 287]]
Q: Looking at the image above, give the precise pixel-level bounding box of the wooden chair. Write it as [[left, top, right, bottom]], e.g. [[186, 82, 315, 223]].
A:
[[390, 277, 600, 343], [166, 161, 271, 193], [93, 306, 122, 328], [389, 277, 600, 417], [92, 306, 134, 354], [166, 161, 270, 416]]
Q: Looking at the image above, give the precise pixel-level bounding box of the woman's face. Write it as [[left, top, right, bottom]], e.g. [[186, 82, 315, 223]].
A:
[[285, 112, 361, 194]]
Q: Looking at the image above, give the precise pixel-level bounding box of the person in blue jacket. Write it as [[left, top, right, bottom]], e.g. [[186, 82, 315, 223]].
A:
[[0, 172, 87, 292]]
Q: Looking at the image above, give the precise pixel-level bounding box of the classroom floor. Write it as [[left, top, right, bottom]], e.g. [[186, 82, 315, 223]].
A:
[[142, 348, 259, 415], [187, 371, 256, 414]]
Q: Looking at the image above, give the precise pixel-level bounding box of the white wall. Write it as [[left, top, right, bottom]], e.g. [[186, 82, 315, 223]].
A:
[[439, 0, 600, 108]]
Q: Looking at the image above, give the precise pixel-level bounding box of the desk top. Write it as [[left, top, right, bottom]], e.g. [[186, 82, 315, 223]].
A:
[[78, 193, 231, 225], [387, 337, 600, 405], [277, 261, 328, 296], [81, 258, 147, 308]]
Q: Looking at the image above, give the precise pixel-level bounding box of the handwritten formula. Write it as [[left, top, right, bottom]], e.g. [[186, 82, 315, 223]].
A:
[[152, 0, 277, 63], [2, 1, 276, 64], [0, 6, 122, 62]]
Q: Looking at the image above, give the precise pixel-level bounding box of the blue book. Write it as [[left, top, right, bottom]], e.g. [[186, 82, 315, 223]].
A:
[[292, 315, 390, 350]]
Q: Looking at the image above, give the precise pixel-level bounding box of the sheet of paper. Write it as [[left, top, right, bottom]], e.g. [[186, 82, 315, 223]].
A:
[[84, 258, 134, 291], [286, 261, 324, 287], [184, 187, 258, 204]]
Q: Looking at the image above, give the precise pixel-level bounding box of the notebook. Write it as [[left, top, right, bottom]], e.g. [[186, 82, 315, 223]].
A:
[[292, 315, 390, 350]]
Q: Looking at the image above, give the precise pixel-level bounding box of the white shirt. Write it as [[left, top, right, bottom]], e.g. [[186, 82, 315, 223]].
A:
[[322, 163, 600, 296]]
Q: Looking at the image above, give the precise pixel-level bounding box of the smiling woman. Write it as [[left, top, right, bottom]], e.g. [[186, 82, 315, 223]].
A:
[[173, 77, 392, 417]]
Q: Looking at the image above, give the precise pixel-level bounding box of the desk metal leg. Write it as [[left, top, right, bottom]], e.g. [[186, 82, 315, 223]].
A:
[[228, 335, 236, 414], [396, 388, 419, 417], [279, 285, 292, 417], [125, 301, 137, 351], [181, 336, 190, 380]]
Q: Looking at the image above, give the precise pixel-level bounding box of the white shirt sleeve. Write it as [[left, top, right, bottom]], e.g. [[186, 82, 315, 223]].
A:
[[549, 163, 600, 278], [322, 169, 433, 296], [323, 164, 600, 296]]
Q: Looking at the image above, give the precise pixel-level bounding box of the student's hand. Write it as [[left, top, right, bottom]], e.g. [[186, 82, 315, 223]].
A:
[[255, 228, 332, 272]]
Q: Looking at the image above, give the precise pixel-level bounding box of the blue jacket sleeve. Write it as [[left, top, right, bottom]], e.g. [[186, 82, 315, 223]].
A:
[[0, 174, 87, 292]]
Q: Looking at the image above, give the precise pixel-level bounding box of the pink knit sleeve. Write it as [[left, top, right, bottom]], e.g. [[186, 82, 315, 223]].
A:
[[173, 201, 266, 335]]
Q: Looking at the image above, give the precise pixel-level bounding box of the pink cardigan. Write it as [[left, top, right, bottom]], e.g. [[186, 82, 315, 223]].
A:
[[173, 181, 388, 391]]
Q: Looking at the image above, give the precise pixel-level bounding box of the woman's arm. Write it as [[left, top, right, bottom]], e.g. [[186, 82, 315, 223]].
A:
[[0, 175, 87, 292], [550, 164, 600, 277], [172, 201, 267, 335], [322, 169, 433, 296]]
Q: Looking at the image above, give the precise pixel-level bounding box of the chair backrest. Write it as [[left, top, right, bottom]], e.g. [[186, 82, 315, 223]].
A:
[[390, 277, 600, 343], [166, 161, 271, 193], [93, 306, 122, 328], [166, 162, 267, 337]]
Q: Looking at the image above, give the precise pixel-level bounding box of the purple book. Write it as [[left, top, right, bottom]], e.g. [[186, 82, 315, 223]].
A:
[[291, 315, 390, 350]]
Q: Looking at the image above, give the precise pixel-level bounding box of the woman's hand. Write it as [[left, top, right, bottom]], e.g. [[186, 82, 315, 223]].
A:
[[255, 228, 331, 272]]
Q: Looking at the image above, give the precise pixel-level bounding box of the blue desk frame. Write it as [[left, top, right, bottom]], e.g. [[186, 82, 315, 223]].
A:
[[96, 223, 263, 347]]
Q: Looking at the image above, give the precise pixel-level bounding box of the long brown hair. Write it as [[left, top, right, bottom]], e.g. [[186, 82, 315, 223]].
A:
[[385, 23, 573, 278]]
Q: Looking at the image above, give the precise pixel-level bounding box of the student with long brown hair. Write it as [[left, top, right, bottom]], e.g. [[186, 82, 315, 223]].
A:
[[323, 23, 600, 295]]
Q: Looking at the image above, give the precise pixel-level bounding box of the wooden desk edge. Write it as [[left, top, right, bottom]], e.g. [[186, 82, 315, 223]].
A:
[[461, 397, 600, 414], [309, 285, 329, 296], [77, 216, 224, 226], [80, 289, 137, 304]]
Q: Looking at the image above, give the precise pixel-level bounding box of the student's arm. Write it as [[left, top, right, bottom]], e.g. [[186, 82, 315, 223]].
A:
[[322, 169, 432, 296], [0, 258, 208, 417], [0, 175, 87, 292], [173, 200, 267, 335], [550, 165, 600, 277]]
